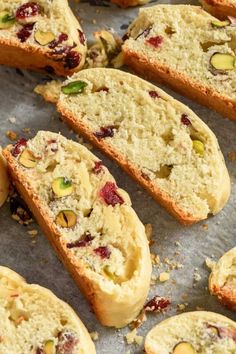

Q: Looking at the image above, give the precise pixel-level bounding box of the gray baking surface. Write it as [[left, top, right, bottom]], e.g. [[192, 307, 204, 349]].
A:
[[0, 0, 235, 353]]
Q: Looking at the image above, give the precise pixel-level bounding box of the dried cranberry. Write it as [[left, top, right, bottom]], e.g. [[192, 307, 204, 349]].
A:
[[11, 138, 27, 157], [47, 139, 58, 152], [16, 2, 40, 19], [149, 90, 160, 99], [17, 23, 35, 42], [49, 33, 68, 49], [181, 114, 191, 126], [64, 51, 81, 69], [94, 126, 115, 139], [99, 182, 124, 206], [144, 296, 170, 313], [10, 194, 32, 223], [146, 36, 163, 48], [36, 348, 43, 354], [56, 329, 79, 354], [78, 29, 85, 45], [136, 26, 152, 40], [67, 233, 94, 249], [94, 246, 111, 259], [93, 161, 103, 174]]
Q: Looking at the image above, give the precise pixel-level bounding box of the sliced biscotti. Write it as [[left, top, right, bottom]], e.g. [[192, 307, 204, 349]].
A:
[[36, 68, 230, 225], [0, 147, 9, 207], [145, 311, 236, 354], [0, 266, 96, 354], [123, 5, 236, 121], [3, 131, 152, 328], [208, 247, 236, 311], [111, 0, 149, 8], [200, 0, 236, 19], [0, 0, 87, 76]]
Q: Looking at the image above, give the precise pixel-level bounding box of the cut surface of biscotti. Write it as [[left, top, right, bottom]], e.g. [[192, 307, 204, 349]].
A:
[[36, 68, 230, 225], [145, 311, 236, 354], [123, 5, 236, 121], [0, 266, 96, 354], [111, 0, 149, 8], [0, 147, 9, 207], [0, 0, 87, 76], [200, 0, 236, 19], [3, 131, 152, 328], [208, 247, 236, 311]]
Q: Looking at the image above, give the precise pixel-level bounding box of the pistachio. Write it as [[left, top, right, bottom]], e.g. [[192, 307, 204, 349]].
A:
[[210, 53, 235, 70], [19, 149, 37, 168], [55, 210, 77, 228], [0, 11, 15, 29], [172, 341, 195, 354], [192, 140, 205, 156], [43, 340, 55, 354], [211, 20, 230, 28], [52, 177, 73, 198], [61, 81, 88, 95], [34, 30, 55, 46]]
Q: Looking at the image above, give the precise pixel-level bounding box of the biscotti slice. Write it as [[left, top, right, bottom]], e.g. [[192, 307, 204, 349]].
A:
[[111, 0, 149, 9], [145, 311, 236, 354], [0, 266, 96, 354], [36, 68, 230, 225], [208, 247, 236, 311], [200, 0, 236, 19], [3, 131, 152, 328], [0, 147, 9, 207], [0, 0, 87, 76], [123, 5, 236, 121]]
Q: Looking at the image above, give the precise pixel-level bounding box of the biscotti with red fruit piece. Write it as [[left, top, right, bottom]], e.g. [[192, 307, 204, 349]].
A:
[[0, 0, 87, 76], [200, 0, 236, 19], [122, 5, 236, 121], [145, 311, 236, 354], [0, 266, 96, 354], [35, 68, 230, 225], [3, 131, 152, 328]]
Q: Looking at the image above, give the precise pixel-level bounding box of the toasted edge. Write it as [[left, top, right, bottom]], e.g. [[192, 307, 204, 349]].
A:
[[200, 0, 236, 19]]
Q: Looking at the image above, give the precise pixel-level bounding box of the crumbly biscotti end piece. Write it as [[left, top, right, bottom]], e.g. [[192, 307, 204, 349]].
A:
[[54, 68, 230, 224], [0, 147, 9, 207], [0, 266, 96, 354], [34, 80, 62, 103], [111, 0, 149, 8], [145, 311, 236, 354], [209, 247, 236, 311], [0, 0, 87, 76], [3, 131, 152, 328], [200, 0, 236, 19], [123, 5, 236, 121]]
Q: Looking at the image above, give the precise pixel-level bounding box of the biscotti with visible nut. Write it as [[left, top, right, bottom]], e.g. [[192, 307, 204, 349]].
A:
[[35, 68, 230, 225], [208, 247, 236, 311], [3, 131, 152, 328], [145, 311, 236, 354], [200, 0, 236, 19], [0, 0, 87, 76], [0, 147, 9, 207], [123, 5, 236, 121], [0, 266, 96, 354]]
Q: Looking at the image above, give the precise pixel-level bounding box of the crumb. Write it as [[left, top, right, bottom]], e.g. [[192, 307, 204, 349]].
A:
[[151, 274, 158, 285], [92, 19, 97, 25], [177, 303, 187, 311], [6, 130, 18, 141], [193, 270, 201, 282], [8, 117, 16, 124], [125, 351, 131, 354], [175, 241, 181, 247], [159, 272, 170, 282], [196, 306, 205, 311], [205, 257, 216, 270], [151, 253, 160, 266], [89, 331, 99, 341], [31, 240, 36, 244], [22, 127, 31, 134], [125, 328, 143, 346], [130, 310, 147, 329], [145, 223, 153, 240], [228, 151, 236, 163], [181, 293, 189, 300], [27, 229, 38, 237], [201, 223, 208, 231]]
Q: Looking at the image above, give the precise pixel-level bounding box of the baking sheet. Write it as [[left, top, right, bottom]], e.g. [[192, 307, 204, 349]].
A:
[[0, 0, 236, 353]]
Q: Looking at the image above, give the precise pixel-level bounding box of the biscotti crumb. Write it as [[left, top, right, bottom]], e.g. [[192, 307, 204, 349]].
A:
[[22, 128, 31, 134], [201, 223, 208, 231], [130, 310, 147, 329], [177, 303, 188, 311], [228, 151, 236, 164], [193, 269, 201, 282], [27, 230, 38, 237], [8, 117, 16, 124], [125, 328, 143, 345], [6, 130, 18, 141], [151, 253, 160, 266], [205, 257, 216, 270], [89, 331, 99, 341], [159, 272, 170, 282], [145, 223, 153, 240]]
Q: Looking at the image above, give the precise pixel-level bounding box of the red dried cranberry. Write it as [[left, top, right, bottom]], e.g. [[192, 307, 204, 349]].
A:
[[144, 296, 170, 313], [149, 90, 160, 99], [146, 36, 163, 48], [11, 138, 27, 157], [56, 329, 79, 354], [17, 23, 35, 42], [78, 29, 85, 45], [93, 161, 103, 174], [99, 182, 124, 206], [36, 348, 43, 354], [49, 33, 68, 49], [47, 139, 58, 152], [181, 114, 191, 126], [16, 2, 40, 20], [94, 246, 111, 259], [94, 126, 115, 139], [67, 233, 94, 249], [64, 51, 81, 69]]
